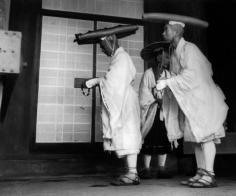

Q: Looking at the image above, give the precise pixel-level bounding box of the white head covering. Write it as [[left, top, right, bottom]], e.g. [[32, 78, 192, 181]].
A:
[[169, 21, 185, 28]]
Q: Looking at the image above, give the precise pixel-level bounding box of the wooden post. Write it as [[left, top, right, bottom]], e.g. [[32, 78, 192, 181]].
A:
[[0, 0, 10, 117], [0, 81, 2, 111]]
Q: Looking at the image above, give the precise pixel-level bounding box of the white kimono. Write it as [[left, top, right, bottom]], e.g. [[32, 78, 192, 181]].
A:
[[99, 47, 142, 157], [139, 68, 168, 139], [139, 68, 158, 139], [163, 38, 228, 143]]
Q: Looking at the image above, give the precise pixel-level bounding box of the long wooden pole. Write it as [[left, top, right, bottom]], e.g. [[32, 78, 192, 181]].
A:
[[0, 82, 3, 112]]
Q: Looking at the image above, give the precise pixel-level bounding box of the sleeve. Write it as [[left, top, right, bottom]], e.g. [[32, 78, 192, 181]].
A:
[[85, 78, 101, 88], [139, 70, 156, 109], [166, 45, 199, 95], [99, 52, 132, 117], [139, 70, 158, 138]]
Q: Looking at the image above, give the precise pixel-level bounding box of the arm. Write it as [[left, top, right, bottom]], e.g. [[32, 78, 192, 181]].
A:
[[85, 78, 101, 88], [157, 45, 199, 92]]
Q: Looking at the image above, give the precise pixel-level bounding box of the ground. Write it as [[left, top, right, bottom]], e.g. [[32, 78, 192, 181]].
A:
[[0, 175, 236, 196]]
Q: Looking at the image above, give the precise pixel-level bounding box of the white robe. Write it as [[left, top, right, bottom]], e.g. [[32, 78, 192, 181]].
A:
[[99, 47, 142, 157], [139, 68, 157, 140], [163, 38, 228, 143], [139, 68, 167, 139]]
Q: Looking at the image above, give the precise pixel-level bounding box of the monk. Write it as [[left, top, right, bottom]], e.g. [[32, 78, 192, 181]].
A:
[[85, 34, 142, 186], [156, 20, 228, 188]]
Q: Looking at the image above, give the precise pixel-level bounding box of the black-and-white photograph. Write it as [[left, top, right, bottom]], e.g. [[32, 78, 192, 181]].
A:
[[0, 0, 236, 195]]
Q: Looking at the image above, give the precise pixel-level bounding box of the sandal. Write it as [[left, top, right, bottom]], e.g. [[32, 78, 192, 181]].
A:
[[189, 169, 217, 188], [180, 168, 205, 185], [110, 173, 140, 186]]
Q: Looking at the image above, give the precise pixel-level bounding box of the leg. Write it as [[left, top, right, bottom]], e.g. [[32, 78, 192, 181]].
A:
[[194, 143, 205, 170], [143, 154, 152, 169], [111, 153, 140, 186], [180, 143, 205, 185], [190, 141, 217, 188], [158, 154, 167, 169], [126, 153, 138, 175], [157, 154, 172, 178], [139, 154, 152, 179], [202, 141, 216, 173]]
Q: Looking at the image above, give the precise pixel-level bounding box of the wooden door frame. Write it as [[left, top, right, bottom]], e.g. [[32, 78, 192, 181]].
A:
[[30, 9, 144, 154]]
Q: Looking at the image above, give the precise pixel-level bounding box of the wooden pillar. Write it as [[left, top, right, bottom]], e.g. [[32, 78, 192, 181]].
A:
[[0, 82, 2, 112], [0, 0, 41, 155]]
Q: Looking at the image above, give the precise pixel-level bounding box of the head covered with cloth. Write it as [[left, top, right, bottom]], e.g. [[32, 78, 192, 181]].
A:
[[74, 24, 142, 186]]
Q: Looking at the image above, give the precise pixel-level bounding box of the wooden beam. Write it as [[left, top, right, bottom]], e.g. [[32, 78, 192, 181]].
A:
[[41, 9, 144, 25]]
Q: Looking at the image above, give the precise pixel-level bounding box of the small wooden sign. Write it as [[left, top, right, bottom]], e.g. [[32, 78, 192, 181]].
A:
[[0, 30, 22, 74], [74, 78, 90, 88]]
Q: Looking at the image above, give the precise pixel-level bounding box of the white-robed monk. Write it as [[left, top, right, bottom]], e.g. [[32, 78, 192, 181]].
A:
[[86, 34, 142, 186], [156, 21, 228, 188]]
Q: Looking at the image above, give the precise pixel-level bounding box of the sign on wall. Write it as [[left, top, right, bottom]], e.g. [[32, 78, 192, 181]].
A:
[[0, 30, 22, 74]]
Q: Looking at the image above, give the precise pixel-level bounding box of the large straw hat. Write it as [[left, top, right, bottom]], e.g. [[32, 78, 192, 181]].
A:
[[140, 41, 170, 61], [143, 13, 209, 28], [74, 24, 139, 45]]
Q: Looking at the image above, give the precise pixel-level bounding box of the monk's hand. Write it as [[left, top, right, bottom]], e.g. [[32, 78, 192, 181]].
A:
[[85, 78, 100, 88], [152, 87, 162, 99], [156, 79, 167, 90]]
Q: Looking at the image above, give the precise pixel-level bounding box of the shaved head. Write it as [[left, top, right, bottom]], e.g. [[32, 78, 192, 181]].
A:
[[169, 24, 184, 37], [163, 23, 184, 43]]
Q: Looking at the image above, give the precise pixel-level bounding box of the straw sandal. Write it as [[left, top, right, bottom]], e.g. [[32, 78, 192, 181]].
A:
[[189, 169, 217, 188], [110, 173, 140, 186], [180, 168, 205, 185]]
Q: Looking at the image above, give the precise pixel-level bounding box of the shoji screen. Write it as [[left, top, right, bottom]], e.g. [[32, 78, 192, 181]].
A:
[[36, 16, 93, 143]]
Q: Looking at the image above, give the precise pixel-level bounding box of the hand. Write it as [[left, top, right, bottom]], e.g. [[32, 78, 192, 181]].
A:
[[156, 79, 167, 90], [160, 70, 171, 79], [85, 78, 100, 88], [152, 87, 162, 99]]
